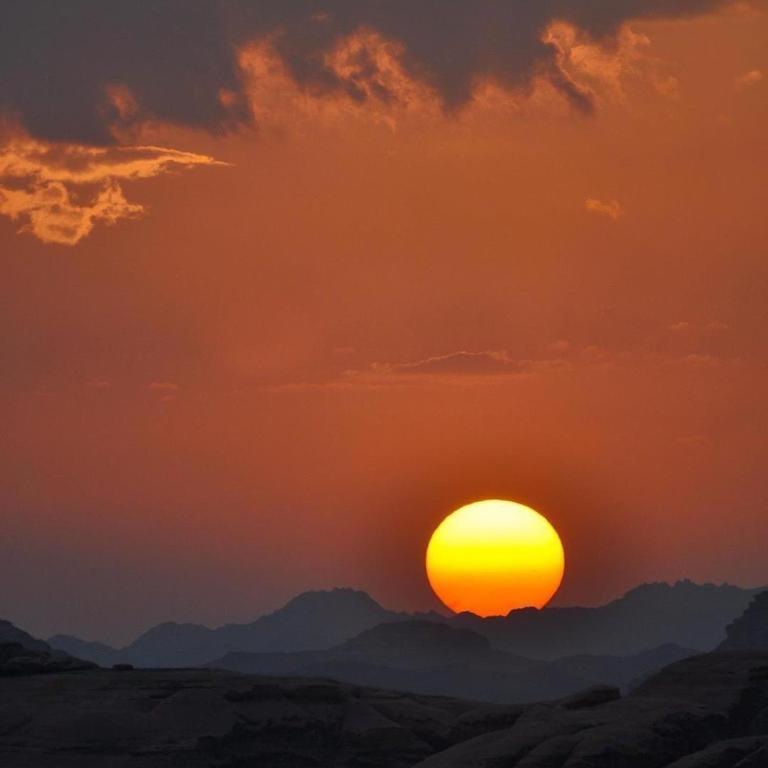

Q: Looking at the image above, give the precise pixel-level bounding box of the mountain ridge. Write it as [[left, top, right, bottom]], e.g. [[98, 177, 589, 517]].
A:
[[48, 580, 766, 668], [208, 619, 696, 704]]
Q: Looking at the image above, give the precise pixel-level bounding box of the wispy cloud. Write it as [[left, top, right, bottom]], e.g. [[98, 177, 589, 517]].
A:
[[0, 140, 225, 245], [370, 350, 522, 376], [148, 382, 181, 393], [585, 198, 624, 221], [329, 349, 577, 390], [735, 69, 764, 90]]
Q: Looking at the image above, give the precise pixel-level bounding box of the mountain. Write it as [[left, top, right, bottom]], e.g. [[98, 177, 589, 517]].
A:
[[47, 634, 124, 667], [452, 580, 765, 658], [48, 581, 764, 668], [1, 619, 95, 676], [121, 621, 235, 668], [209, 619, 695, 704], [719, 590, 768, 650], [416, 651, 768, 768], [217, 588, 414, 653], [1, 619, 51, 654], [49, 588, 433, 668], [2, 648, 768, 766]]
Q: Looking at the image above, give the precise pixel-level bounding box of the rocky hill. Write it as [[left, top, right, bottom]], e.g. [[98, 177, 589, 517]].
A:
[[1, 619, 51, 653], [0, 619, 94, 676], [719, 591, 768, 651], [452, 580, 765, 658], [51, 587, 438, 667], [1, 650, 767, 766], [418, 651, 768, 767], [210, 619, 694, 704], [48, 581, 764, 668]]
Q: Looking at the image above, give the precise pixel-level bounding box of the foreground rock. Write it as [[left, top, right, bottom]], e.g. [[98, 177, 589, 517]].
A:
[[0, 651, 767, 766], [416, 651, 768, 767], [0, 667, 522, 767], [0, 642, 95, 676]]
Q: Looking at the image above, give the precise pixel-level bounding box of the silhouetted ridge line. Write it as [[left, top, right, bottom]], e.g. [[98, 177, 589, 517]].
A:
[[48, 581, 766, 669], [209, 618, 696, 704], [1, 619, 94, 676], [719, 590, 768, 651]]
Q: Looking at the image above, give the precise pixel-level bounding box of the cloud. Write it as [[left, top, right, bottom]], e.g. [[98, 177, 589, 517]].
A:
[[371, 350, 522, 376], [240, 339, 742, 392], [0, 141, 226, 185], [680, 353, 722, 366], [735, 69, 764, 90], [669, 320, 728, 333], [0, 140, 224, 244], [0, 179, 143, 246], [0, 1, 733, 146], [148, 382, 181, 393], [331, 350, 577, 388], [148, 382, 181, 402], [585, 198, 624, 220]]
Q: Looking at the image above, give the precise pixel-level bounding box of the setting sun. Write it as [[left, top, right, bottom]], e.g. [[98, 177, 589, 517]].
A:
[[426, 500, 565, 616]]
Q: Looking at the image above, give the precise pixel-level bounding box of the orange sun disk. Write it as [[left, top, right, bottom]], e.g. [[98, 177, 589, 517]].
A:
[[426, 499, 565, 616]]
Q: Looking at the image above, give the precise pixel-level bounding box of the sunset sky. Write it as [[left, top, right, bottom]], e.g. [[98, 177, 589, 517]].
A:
[[1, 1, 767, 645]]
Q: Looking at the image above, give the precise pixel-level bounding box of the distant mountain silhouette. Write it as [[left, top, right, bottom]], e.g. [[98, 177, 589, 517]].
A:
[[719, 590, 768, 650], [51, 588, 441, 668], [219, 588, 426, 653], [1, 619, 94, 676], [452, 580, 765, 658], [208, 619, 695, 704], [48, 581, 764, 669], [1, 619, 51, 654], [339, 619, 494, 665], [47, 634, 126, 668]]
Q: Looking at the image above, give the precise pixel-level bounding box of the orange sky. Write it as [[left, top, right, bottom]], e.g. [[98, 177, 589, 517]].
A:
[[1, 5, 767, 644]]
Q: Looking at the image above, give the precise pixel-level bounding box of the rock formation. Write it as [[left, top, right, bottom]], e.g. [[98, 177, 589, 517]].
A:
[[1, 650, 768, 766], [210, 619, 695, 704], [0, 619, 95, 676], [720, 591, 768, 651]]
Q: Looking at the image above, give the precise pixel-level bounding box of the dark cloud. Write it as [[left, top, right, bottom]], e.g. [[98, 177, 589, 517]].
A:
[[0, 0, 729, 145]]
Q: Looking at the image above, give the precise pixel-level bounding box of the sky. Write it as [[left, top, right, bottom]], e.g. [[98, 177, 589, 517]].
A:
[[1, 1, 767, 645]]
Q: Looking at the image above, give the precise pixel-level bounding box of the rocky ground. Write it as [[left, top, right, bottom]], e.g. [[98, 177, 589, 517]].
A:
[[0, 650, 767, 767]]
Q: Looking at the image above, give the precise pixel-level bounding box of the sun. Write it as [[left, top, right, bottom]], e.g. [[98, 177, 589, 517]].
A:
[[426, 499, 565, 616]]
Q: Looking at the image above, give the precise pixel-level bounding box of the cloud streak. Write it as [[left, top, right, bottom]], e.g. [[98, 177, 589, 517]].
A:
[[0, 141, 223, 244], [370, 350, 523, 377], [585, 198, 624, 221], [735, 69, 764, 90]]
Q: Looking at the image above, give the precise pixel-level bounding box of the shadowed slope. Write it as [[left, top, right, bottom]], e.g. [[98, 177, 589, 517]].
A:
[[48, 581, 765, 669], [2, 651, 768, 766], [719, 591, 768, 651], [210, 619, 695, 704]]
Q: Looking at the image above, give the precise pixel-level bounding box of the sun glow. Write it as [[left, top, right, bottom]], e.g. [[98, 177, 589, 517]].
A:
[[426, 499, 565, 616]]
